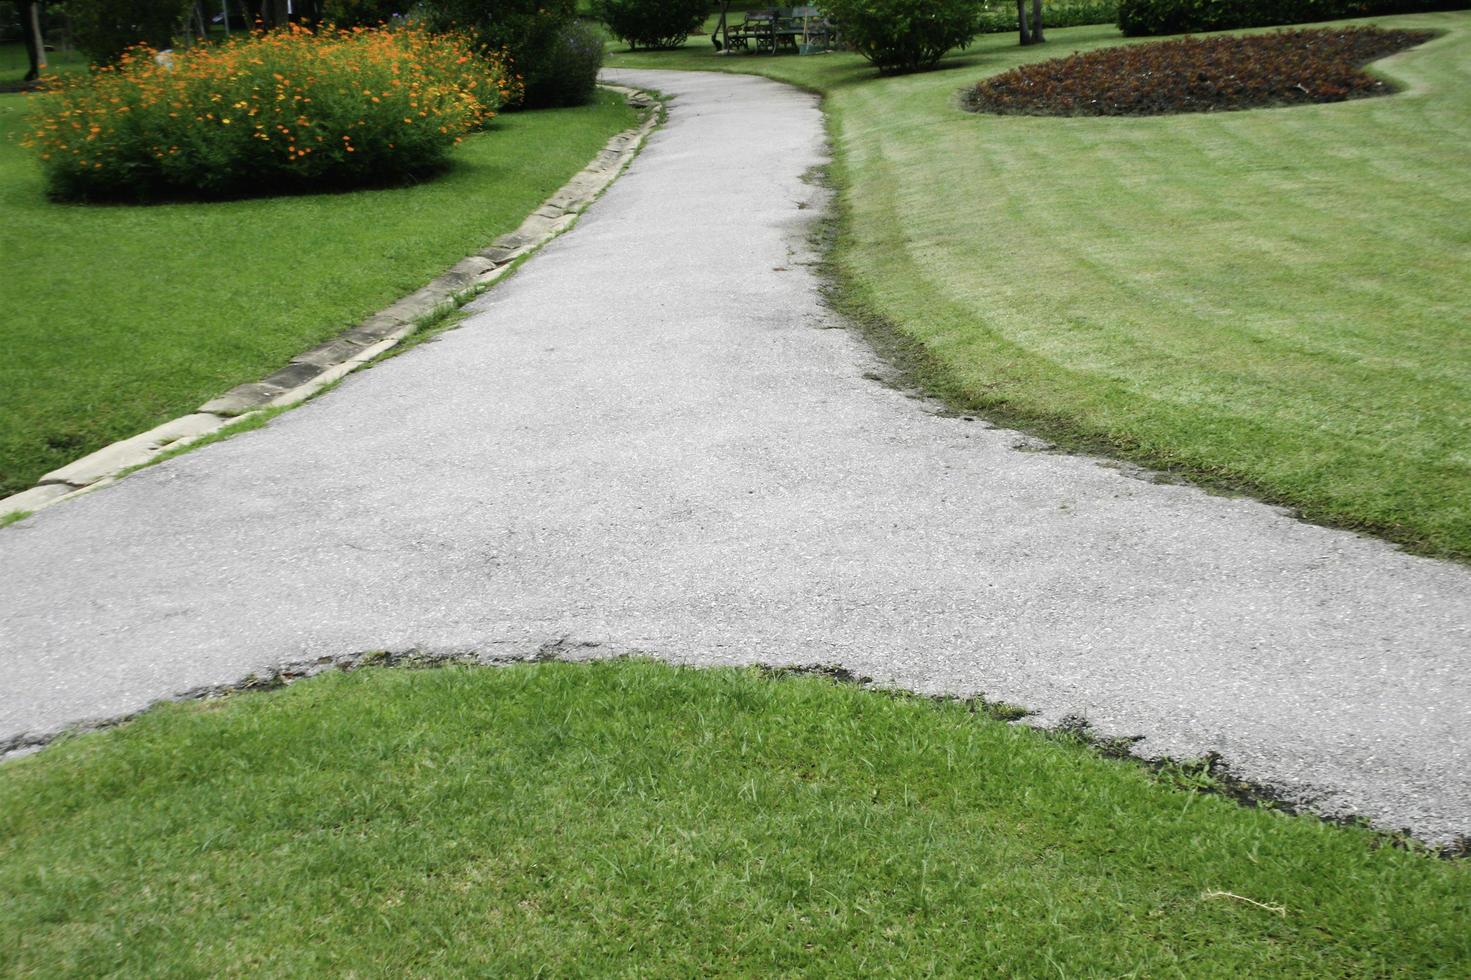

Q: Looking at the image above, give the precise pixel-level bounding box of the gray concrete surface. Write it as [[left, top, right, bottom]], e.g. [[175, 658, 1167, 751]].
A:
[[2, 69, 1469, 844]]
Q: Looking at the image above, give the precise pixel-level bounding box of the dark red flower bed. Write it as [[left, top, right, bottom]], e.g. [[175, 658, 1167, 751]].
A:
[[965, 27, 1434, 117]]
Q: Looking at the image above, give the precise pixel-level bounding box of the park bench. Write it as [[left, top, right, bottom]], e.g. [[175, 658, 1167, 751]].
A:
[[713, 6, 838, 55]]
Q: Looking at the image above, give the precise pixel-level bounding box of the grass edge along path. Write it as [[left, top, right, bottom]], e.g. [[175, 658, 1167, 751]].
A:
[[607, 13, 1471, 561], [1, 659, 1467, 974], [0, 89, 638, 498]]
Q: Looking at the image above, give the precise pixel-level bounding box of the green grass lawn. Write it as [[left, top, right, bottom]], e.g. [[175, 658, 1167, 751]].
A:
[[1, 660, 1466, 974], [0, 90, 637, 497], [609, 12, 1471, 560], [0, 41, 84, 86]]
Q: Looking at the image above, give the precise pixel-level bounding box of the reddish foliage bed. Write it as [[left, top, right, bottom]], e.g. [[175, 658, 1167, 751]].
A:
[[965, 27, 1434, 116]]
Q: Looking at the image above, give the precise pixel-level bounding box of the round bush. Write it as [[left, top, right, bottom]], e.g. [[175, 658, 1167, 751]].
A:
[[67, 0, 193, 65], [816, 0, 979, 75], [421, 0, 577, 108], [24, 25, 515, 201], [595, 0, 707, 50], [532, 20, 606, 108]]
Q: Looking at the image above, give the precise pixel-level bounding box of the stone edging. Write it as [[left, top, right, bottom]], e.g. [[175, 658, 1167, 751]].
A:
[[0, 85, 662, 523]]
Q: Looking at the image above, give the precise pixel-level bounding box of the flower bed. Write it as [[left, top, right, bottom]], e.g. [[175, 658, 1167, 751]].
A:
[[964, 27, 1434, 117], [24, 25, 519, 200]]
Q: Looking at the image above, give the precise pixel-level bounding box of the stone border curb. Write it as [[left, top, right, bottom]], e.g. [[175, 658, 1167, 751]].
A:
[[2, 86, 662, 524]]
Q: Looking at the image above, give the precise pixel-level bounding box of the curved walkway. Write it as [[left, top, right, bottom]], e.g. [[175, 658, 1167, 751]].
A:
[[2, 69, 1468, 844]]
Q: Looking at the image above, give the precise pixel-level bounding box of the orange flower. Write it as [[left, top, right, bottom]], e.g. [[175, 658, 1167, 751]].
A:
[[26, 24, 507, 198]]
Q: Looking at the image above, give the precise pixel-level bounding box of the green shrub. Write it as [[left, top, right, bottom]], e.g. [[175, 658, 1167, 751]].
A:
[[1118, 0, 1467, 36], [596, 0, 708, 49], [817, 0, 980, 74], [67, 0, 193, 65], [533, 20, 606, 107], [976, 0, 1118, 33], [421, 0, 577, 107], [321, 0, 417, 27], [24, 25, 513, 201]]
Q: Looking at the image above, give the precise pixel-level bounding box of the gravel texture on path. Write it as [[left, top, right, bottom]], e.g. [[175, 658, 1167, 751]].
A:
[[2, 69, 1468, 844]]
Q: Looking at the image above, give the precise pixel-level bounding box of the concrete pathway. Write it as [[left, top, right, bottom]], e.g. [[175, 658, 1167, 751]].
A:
[[2, 69, 1468, 845]]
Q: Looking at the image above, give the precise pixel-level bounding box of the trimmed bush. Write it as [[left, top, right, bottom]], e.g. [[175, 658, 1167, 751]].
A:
[[817, 0, 980, 74], [421, 0, 577, 108], [532, 20, 606, 107], [596, 0, 708, 49], [24, 24, 515, 200], [1118, 0, 1467, 37], [67, 0, 193, 65], [965, 26, 1433, 115]]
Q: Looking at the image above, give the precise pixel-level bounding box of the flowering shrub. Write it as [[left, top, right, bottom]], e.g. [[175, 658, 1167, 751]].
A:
[[964, 27, 1433, 116], [25, 24, 519, 201]]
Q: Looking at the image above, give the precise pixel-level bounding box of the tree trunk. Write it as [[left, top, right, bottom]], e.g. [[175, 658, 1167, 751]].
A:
[[22, 0, 47, 81], [1031, 0, 1045, 43], [1016, 0, 1031, 45]]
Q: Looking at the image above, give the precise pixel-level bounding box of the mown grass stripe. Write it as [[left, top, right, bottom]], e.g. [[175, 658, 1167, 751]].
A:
[[612, 13, 1471, 556]]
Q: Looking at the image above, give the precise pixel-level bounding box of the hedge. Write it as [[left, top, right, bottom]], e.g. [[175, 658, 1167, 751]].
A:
[[1118, 0, 1468, 36]]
